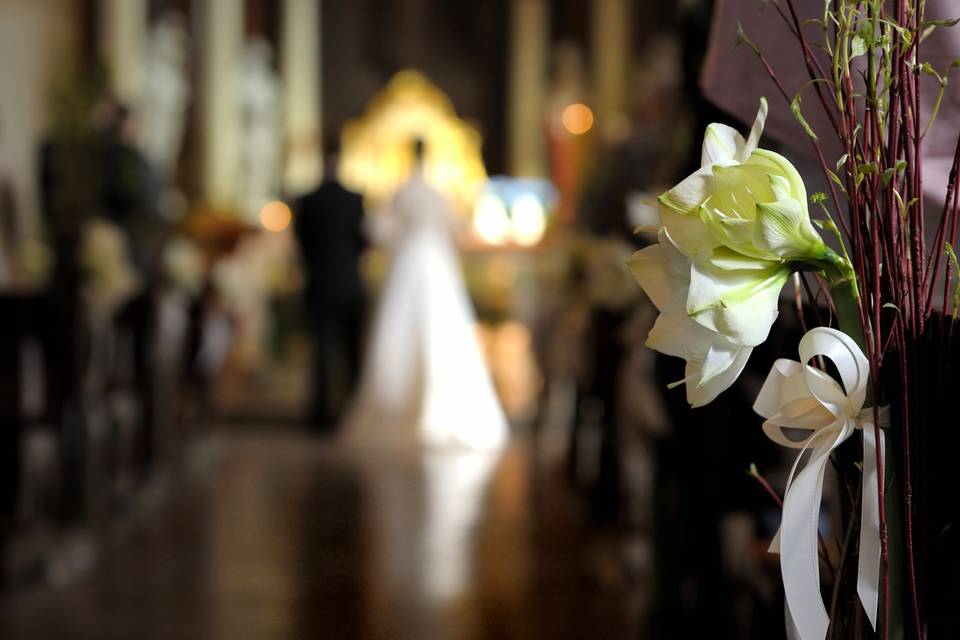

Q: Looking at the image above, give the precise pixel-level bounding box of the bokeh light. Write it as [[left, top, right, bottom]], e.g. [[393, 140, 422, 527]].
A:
[[509, 194, 546, 246], [259, 200, 292, 232], [561, 103, 594, 135], [473, 193, 510, 245]]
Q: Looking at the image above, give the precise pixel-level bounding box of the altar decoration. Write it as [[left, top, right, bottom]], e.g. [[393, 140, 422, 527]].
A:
[[338, 70, 487, 213]]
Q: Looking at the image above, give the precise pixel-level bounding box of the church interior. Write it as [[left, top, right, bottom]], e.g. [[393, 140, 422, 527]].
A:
[[0, 1, 861, 638]]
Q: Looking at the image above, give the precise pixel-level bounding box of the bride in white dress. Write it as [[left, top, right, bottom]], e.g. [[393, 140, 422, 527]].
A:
[[347, 143, 508, 452]]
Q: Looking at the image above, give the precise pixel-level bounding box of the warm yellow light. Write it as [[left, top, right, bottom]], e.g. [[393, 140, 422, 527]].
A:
[[339, 70, 488, 212], [474, 194, 510, 245], [509, 194, 547, 247], [259, 200, 292, 232], [561, 103, 594, 135]]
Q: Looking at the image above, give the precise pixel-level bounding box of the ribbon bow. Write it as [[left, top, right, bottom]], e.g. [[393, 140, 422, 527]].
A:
[[753, 327, 884, 640]]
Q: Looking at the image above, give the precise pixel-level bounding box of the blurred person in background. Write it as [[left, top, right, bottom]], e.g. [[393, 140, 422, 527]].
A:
[[98, 101, 166, 279], [292, 134, 367, 433], [347, 138, 506, 451], [97, 99, 167, 474]]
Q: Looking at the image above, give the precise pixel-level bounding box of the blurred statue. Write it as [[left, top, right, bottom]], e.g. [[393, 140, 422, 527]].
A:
[[140, 12, 190, 177], [0, 125, 18, 287], [347, 139, 507, 451], [292, 136, 367, 432], [239, 38, 281, 221]]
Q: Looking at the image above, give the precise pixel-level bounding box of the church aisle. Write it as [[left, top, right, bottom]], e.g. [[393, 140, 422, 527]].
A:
[[0, 431, 634, 640]]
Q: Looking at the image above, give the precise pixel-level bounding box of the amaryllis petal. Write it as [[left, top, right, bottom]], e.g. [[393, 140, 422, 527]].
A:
[[701, 123, 746, 167], [741, 97, 768, 161], [699, 339, 741, 384], [659, 204, 717, 257], [646, 312, 754, 407], [707, 246, 775, 271], [754, 199, 826, 259], [687, 256, 788, 346], [658, 165, 714, 214], [628, 231, 689, 315], [687, 344, 753, 408], [627, 244, 672, 312], [646, 312, 713, 362], [747, 148, 808, 205]]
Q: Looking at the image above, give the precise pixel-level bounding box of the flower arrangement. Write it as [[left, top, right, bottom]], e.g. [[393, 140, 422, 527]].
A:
[[629, 1, 960, 637]]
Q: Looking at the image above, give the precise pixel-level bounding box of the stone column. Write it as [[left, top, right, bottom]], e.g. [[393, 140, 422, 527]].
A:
[[200, 0, 245, 210], [507, 0, 548, 178], [281, 0, 322, 195], [100, 0, 148, 107], [591, 0, 631, 136]]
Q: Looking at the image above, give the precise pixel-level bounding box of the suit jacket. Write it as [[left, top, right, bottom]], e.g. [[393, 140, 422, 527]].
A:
[[293, 181, 367, 308]]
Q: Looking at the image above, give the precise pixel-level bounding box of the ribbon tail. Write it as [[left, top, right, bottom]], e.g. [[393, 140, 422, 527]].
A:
[[857, 425, 884, 631], [785, 599, 801, 640], [781, 431, 847, 640], [770, 427, 833, 555]]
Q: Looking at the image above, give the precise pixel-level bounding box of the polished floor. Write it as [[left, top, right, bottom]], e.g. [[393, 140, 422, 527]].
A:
[[0, 431, 635, 639]]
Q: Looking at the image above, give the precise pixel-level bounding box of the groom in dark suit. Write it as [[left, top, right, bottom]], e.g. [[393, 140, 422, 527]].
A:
[[293, 135, 367, 432]]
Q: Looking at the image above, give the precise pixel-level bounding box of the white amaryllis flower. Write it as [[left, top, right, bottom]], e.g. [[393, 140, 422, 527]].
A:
[[628, 100, 852, 407], [629, 229, 787, 407], [658, 98, 829, 265]]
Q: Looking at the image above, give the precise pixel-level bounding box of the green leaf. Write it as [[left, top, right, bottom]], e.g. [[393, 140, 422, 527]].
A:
[[922, 17, 960, 29], [814, 215, 850, 267], [851, 35, 868, 58], [856, 162, 878, 186], [826, 169, 847, 193], [946, 243, 960, 319], [919, 62, 945, 84], [791, 94, 818, 141], [835, 153, 849, 172], [924, 77, 949, 138], [736, 22, 762, 56], [879, 162, 904, 187], [894, 189, 906, 219], [880, 19, 913, 47], [893, 190, 919, 221]]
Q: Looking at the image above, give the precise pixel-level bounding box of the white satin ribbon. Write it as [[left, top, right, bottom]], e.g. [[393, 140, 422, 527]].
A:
[[753, 327, 885, 640]]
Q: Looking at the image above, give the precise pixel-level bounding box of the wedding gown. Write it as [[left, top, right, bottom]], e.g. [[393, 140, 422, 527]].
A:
[[348, 172, 508, 451]]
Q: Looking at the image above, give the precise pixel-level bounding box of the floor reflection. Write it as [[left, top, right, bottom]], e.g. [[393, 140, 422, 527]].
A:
[[420, 451, 500, 602], [0, 431, 632, 639]]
